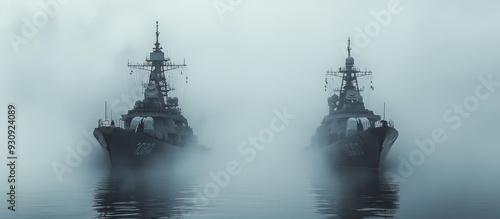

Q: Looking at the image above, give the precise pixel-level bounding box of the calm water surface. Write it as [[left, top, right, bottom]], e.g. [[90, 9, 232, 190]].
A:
[[4, 152, 499, 219]]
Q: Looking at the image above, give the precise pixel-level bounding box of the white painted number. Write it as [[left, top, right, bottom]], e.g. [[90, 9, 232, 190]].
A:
[[341, 142, 364, 157], [134, 142, 155, 156]]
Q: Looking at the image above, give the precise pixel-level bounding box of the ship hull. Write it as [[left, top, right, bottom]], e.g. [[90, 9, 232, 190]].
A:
[[94, 127, 186, 168], [317, 127, 398, 168]]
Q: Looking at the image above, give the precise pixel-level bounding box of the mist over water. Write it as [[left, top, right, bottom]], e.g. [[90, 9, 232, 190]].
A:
[[5, 123, 500, 218], [2, 0, 500, 218]]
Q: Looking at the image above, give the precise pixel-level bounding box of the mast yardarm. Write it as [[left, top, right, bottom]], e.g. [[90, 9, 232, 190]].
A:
[[127, 21, 187, 109]]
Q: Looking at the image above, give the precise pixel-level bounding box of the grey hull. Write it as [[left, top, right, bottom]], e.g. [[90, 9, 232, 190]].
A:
[[318, 127, 398, 168], [94, 127, 184, 168]]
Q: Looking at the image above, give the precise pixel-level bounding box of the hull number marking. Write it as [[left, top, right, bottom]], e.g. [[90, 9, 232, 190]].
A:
[[340, 142, 364, 157], [134, 142, 155, 156]]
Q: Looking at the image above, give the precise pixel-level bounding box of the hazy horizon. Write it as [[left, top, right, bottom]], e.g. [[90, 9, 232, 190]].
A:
[[1, 1, 499, 218]]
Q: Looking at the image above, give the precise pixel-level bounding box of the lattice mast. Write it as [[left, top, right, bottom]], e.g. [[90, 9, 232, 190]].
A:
[[127, 21, 187, 108], [326, 38, 372, 111]]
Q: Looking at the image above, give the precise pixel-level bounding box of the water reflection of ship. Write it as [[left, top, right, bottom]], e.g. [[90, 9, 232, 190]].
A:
[[93, 170, 198, 218], [311, 168, 399, 218]]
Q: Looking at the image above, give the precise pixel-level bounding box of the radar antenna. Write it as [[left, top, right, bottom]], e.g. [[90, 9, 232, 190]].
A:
[[347, 37, 351, 57], [127, 21, 187, 108]]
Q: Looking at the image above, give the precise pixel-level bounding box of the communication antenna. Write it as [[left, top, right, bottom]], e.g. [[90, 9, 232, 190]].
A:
[[383, 102, 386, 120], [104, 101, 107, 121]]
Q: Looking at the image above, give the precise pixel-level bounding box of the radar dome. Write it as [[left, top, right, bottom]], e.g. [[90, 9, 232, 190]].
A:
[[167, 97, 179, 105], [134, 100, 143, 108], [144, 84, 159, 98], [346, 57, 354, 65]]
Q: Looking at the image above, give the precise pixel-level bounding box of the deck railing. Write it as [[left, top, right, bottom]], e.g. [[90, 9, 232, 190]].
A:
[[98, 119, 122, 128]]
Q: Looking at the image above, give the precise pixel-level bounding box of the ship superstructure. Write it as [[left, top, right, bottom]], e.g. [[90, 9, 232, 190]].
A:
[[310, 39, 398, 168], [93, 22, 205, 168]]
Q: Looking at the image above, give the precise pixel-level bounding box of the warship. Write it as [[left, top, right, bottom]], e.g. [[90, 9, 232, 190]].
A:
[[309, 39, 398, 168], [94, 22, 206, 168]]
